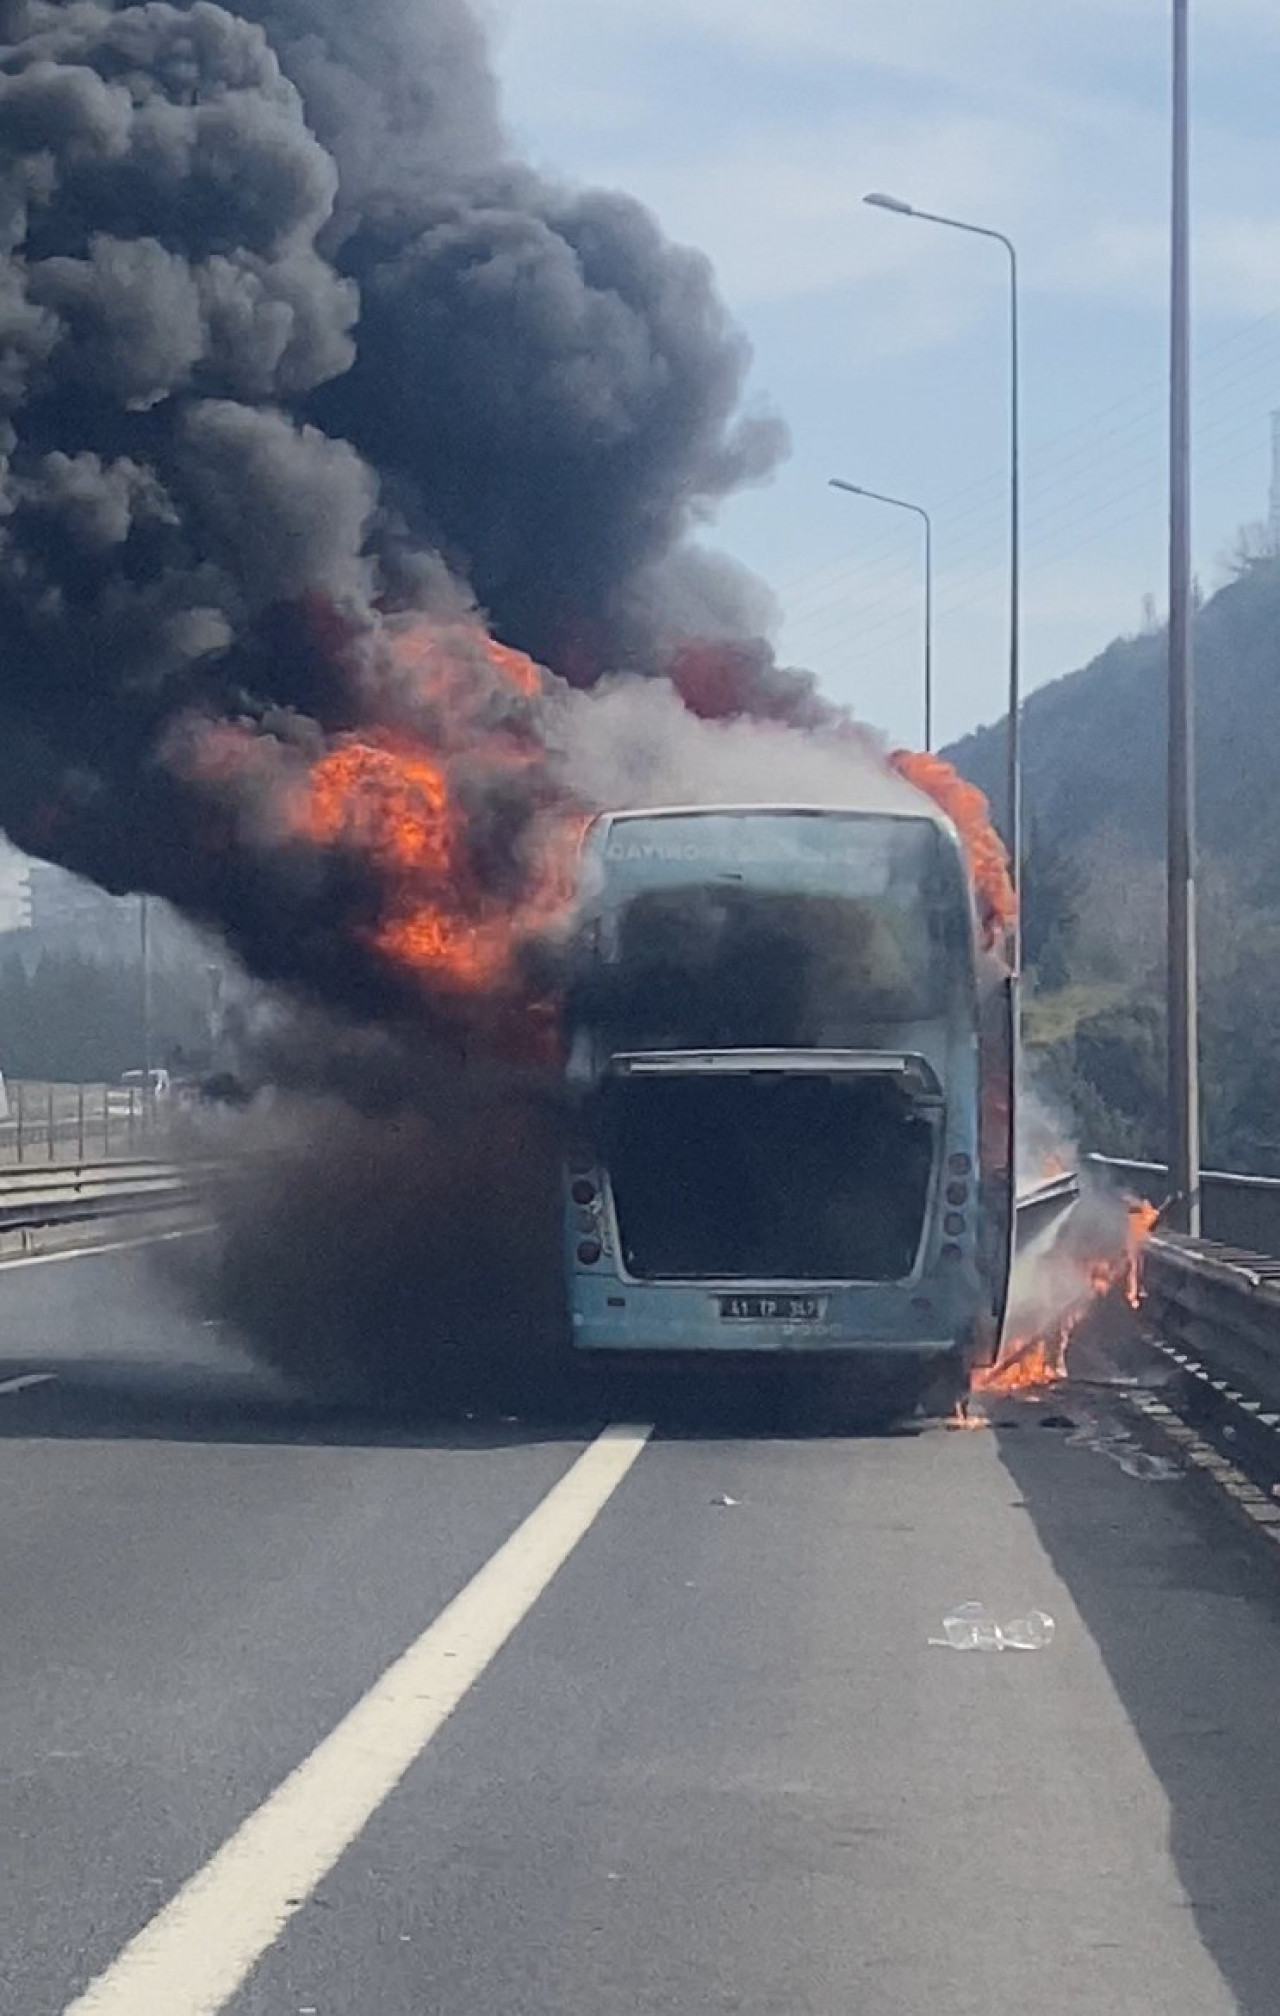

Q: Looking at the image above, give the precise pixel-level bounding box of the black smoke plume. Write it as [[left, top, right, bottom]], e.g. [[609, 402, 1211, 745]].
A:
[[164, 1013, 577, 1407], [0, 1, 817, 1403], [0, 0, 789, 1014]]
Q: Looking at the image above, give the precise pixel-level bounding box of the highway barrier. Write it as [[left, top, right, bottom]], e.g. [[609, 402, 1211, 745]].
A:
[[0, 1159, 206, 1237], [1087, 1153, 1280, 1258], [1138, 1233, 1280, 1484], [1141, 1232, 1280, 1384], [1087, 1154, 1280, 1444]]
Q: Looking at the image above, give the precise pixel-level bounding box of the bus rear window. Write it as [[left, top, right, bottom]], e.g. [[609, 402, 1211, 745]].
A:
[[578, 878, 960, 1049]]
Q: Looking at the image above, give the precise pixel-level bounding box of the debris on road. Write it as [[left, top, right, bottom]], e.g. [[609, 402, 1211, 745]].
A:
[[711, 1493, 740, 1507], [932, 1603, 1056, 1652]]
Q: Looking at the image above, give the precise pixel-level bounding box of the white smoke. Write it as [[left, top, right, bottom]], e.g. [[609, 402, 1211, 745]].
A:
[[1015, 1061, 1079, 1192], [550, 676, 930, 820]]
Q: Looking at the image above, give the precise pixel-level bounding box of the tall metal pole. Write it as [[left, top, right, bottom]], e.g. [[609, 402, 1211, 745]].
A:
[[923, 505, 934, 753], [1167, 0, 1200, 1233], [828, 478, 934, 749], [863, 194, 1021, 966], [1005, 235, 1022, 959], [140, 893, 153, 1112]]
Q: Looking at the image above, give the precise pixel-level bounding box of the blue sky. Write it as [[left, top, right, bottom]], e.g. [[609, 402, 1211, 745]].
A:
[[491, 0, 1280, 748]]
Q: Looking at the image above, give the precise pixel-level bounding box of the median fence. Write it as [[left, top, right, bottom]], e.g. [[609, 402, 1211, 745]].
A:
[[0, 1083, 166, 1166]]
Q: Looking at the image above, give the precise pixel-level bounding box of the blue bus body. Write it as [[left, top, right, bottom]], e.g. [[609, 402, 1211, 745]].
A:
[[564, 805, 1013, 1383]]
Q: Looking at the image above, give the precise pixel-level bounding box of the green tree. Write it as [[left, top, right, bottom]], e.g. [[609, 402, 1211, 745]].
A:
[[1021, 821, 1082, 990]]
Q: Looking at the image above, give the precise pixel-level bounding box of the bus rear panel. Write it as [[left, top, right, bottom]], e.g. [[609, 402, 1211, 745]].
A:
[[564, 806, 1001, 1375]]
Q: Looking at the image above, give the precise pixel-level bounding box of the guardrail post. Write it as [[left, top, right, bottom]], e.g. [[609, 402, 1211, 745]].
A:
[[45, 1084, 54, 1164], [77, 1083, 85, 1165], [15, 1083, 24, 1165], [127, 1087, 137, 1148], [102, 1084, 110, 1160]]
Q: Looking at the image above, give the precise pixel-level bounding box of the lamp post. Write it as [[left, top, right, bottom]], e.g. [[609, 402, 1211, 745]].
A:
[[828, 478, 934, 750], [1166, 0, 1200, 1234], [864, 190, 1021, 967]]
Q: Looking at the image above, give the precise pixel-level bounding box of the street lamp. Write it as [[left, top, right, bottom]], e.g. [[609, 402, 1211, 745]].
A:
[[864, 191, 1021, 965], [828, 478, 934, 751], [1166, 0, 1200, 1234]]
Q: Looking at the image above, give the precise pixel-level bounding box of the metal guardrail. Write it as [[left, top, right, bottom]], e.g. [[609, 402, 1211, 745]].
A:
[[0, 1159, 205, 1236], [1086, 1154, 1280, 1258], [1140, 1233, 1280, 1468], [1014, 1170, 1081, 1246], [1083, 1154, 1280, 1462]]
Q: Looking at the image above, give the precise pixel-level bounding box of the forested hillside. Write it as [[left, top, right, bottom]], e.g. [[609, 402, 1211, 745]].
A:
[[949, 551, 1280, 1174]]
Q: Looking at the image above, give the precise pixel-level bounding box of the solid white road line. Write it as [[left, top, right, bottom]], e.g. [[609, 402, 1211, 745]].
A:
[[60, 1422, 653, 2016], [0, 1225, 210, 1273], [0, 1372, 57, 1397]]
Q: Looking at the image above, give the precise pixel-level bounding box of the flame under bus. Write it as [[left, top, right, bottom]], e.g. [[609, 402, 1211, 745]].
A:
[[563, 805, 1013, 1393]]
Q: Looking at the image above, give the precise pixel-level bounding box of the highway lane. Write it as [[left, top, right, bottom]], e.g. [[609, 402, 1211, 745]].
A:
[[2, 1247, 1280, 2012], [0, 1247, 596, 2016]]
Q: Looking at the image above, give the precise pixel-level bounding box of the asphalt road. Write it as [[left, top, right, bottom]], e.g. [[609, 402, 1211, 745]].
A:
[[2, 1243, 1280, 2013]]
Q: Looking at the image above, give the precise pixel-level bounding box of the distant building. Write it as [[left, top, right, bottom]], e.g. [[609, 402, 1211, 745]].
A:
[[0, 841, 27, 933]]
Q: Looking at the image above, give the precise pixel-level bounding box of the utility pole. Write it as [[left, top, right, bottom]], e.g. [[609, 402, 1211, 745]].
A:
[[140, 894, 154, 1118], [1167, 0, 1201, 1234]]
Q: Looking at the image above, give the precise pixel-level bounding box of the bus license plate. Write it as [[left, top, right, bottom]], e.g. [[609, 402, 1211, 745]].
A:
[[719, 1295, 827, 1323]]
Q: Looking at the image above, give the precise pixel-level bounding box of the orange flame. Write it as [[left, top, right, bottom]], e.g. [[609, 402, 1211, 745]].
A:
[[890, 751, 1016, 955], [304, 738, 452, 879], [972, 1196, 1159, 1397], [187, 619, 582, 998], [1124, 1198, 1160, 1307], [290, 621, 570, 992], [297, 732, 526, 990]]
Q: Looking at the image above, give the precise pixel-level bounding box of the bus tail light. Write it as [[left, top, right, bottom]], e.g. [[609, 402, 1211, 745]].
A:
[[948, 1152, 972, 1177], [576, 1239, 603, 1267]]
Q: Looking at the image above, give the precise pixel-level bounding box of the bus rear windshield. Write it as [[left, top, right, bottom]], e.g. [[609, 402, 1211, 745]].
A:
[[579, 821, 969, 1049]]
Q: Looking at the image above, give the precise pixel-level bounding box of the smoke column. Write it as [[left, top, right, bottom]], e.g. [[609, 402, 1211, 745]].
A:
[[0, 3, 1006, 1403], [0, 0, 795, 1000]]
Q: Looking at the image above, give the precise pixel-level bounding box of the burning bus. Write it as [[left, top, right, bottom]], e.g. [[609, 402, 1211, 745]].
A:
[[561, 794, 1015, 1418]]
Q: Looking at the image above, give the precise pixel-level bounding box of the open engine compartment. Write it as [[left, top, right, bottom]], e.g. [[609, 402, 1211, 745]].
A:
[[600, 1069, 936, 1283]]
